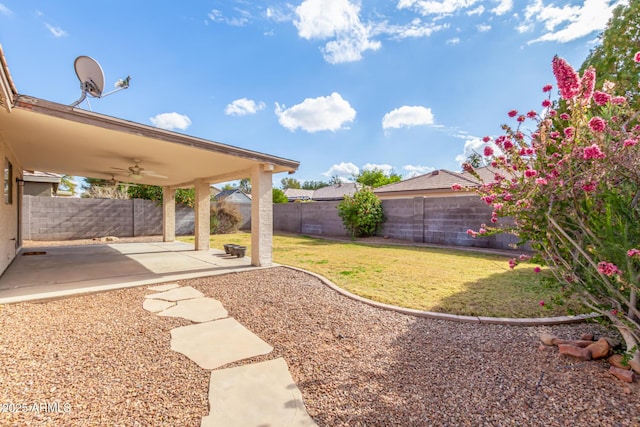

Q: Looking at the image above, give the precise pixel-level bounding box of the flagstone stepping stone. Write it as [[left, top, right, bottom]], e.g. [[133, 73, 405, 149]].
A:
[[201, 357, 317, 427], [170, 318, 272, 369], [145, 286, 204, 301], [157, 297, 228, 323], [147, 283, 180, 292], [143, 299, 176, 313]]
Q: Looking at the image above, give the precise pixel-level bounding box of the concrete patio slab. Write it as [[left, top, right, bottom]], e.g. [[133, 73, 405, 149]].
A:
[[147, 283, 180, 292], [201, 357, 317, 427], [145, 286, 204, 302], [0, 242, 263, 304], [170, 317, 273, 369], [143, 299, 176, 313], [158, 297, 228, 323]]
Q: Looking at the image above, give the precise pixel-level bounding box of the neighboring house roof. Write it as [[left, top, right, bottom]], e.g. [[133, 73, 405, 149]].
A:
[[312, 182, 361, 201], [214, 189, 251, 202], [23, 170, 63, 183], [374, 169, 478, 198], [0, 44, 17, 113], [283, 188, 314, 201]]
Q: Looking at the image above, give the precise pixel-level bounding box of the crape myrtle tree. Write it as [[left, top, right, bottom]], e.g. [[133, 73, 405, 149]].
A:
[[456, 53, 640, 371]]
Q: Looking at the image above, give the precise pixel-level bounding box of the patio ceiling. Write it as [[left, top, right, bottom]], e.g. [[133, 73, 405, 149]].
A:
[[1, 95, 298, 188]]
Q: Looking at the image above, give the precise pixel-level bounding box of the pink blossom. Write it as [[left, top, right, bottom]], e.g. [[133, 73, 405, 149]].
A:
[[508, 109, 518, 118], [583, 144, 605, 160], [484, 146, 494, 156], [552, 56, 581, 100], [493, 202, 504, 210], [519, 254, 531, 261], [627, 248, 640, 257], [527, 110, 537, 119], [559, 113, 570, 120], [634, 51, 640, 63], [482, 136, 491, 143], [612, 309, 619, 316], [611, 96, 626, 105], [490, 215, 498, 224], [563, 127, 574, 138], [503, 193, 513, 201], [588, 116, 607, 133], [538, 300, 545, 306], [535, 178, 548, 185], [462, 163, 474, 173], [481, 194, 496, 205], [550, 131, 560, 139], [542, 84, 553, 92], [503, 140, 514, 150], [597, 261, 621, 276], [549, 109, 557, 117], [524, 169, 538, 178], [451, 183, 463, 191], [594, 91, 610, 106], [534, 267, 542, 273], [624, 139, 637, 147], [517, 115, 526, 123], [541, 99, 552, 108], [581, 182, 597, 192], [478, 227, 487, 235], [467, 229, 478, 237], [579, 67, 596, 103], [508, 258, 517, 269]]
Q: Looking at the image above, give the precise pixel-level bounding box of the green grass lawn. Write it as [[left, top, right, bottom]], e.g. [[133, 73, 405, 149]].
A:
[[178, 232, 585, 318]]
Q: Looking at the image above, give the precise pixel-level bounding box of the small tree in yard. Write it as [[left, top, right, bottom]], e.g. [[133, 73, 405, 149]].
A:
[[459, 53, 640, 372], [337, 187, 385, 238]]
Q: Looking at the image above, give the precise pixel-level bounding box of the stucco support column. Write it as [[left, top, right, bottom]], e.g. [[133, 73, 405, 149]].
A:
[[162, 186, 176, 242], [251, 164, 274, 267], [194, 179, 210, 251]]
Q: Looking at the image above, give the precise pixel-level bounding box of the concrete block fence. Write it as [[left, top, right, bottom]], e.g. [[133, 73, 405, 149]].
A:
[[273, 196, 518, 251], [23, 195, 518, 251]]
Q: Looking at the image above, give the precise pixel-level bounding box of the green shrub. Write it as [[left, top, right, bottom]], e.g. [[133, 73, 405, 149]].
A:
[[210, 201, 242, 234], [337, 187, 385, 237]]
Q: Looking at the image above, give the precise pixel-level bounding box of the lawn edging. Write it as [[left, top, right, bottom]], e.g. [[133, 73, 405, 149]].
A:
[[282, 265, 599, 326]]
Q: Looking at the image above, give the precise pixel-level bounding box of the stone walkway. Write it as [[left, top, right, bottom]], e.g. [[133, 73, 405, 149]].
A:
[[143, 283, 317, 426]]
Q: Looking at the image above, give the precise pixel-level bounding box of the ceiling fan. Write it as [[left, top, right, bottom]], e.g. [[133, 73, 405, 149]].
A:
[[111, 159, 167, 180]]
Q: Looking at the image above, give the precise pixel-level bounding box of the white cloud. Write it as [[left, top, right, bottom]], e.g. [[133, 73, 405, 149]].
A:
[[446, 37, 461, 44], [382, 105, 435, 130], [294, 0, 381, 63], [275, 92, 356, 132], [266, 6, 293, 22], [323, 162, 359, 179], [379, 18, 449, 39], [45, 24, 67, 37], [477, 24, 491, 32], [455, 137, 484, 164], [208, 8, 250, 26], [363, 163, 394, 175], [149, 112, 192, 131], [225, 98, 266, 116], [491, 0, 513, 16], [403, 164, 435, 178], [467, 5, 484, 15], [398, 0, 480, 16], [0, 3, 12, 16], [522, 0, 619, 44]]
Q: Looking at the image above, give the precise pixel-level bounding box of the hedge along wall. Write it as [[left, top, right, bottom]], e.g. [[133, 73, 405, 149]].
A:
[[273, 195, 519, 251]]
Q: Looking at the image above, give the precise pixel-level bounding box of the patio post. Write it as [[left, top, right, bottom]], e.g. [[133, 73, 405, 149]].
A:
[[194, 179, 210, 251], [162, 186, 176, 242], [250, 163, 273, 267]]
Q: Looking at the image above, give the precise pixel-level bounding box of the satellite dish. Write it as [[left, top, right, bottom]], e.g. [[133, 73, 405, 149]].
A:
[[70, 56, 130, 107]]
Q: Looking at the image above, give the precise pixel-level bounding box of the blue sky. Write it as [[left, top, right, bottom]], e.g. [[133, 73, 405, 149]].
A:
[[0, 0, 625, 187]]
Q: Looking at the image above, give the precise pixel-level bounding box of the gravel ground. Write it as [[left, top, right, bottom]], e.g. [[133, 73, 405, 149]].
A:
[[1, 266, 639, 426]]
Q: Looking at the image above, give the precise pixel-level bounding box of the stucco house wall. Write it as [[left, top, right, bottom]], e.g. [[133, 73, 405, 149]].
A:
[[0, 136, 22, 273]]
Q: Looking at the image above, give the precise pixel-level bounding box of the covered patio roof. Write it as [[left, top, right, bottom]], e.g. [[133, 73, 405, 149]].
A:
[[6, 96, 298, 187]]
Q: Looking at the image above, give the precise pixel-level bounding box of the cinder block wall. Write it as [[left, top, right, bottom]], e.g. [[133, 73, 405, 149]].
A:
[[23, 196, 197, 240], [274, 195, 519, 251]]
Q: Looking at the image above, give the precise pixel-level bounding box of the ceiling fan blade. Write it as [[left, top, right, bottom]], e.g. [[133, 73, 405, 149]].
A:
[[142, 172, 168, 179]]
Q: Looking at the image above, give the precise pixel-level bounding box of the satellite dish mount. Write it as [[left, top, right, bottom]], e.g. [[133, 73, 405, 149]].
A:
[[70, 56, 130, 107]]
